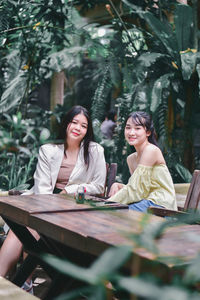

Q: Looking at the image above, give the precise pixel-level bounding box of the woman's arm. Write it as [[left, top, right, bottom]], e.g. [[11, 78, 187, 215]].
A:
[[108, 182, 124, 197]]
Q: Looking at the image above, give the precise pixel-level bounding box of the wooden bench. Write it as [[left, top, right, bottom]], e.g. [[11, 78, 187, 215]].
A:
[[0, 276, 38, 300], [148, 169, 200, 218]]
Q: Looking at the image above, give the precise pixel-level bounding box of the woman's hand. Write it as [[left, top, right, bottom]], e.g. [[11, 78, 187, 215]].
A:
[[108, 182, 124, 197], [60, 189, 67, 194]]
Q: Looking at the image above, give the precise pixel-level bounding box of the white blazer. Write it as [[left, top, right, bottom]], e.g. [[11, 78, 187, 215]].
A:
[[26, 142, 106, 195]]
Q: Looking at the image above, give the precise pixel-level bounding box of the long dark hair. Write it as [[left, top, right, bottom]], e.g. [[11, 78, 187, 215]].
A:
[[58, 106, 94, 166], [126, 111, 158, 146]]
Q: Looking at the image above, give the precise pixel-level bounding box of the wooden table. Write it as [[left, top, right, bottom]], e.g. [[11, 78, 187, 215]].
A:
[[0, 194, 200, 299], [0, 276, 38, 300]]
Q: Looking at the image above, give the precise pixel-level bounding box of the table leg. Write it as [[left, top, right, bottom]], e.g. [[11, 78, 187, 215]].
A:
[[2, 218, 58, 287]]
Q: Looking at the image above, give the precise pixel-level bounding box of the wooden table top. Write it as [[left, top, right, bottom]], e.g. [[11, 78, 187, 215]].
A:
[[1, 194, 200, 269], [29, 208, 200, 267], [29, 209, 150, 254], [0, 194, 127, 225], [0, 276, 38, 300]]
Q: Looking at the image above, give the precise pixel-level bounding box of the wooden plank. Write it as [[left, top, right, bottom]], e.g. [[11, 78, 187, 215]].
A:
[[148, 207, 189, 217], [0, 276, 38, 300], [191, 172, 200, 210], [0, 194, 127, 224], [28, 210, 156, 254], [29, 209, 200, 268], [184, 170, 200, 210], [0, 194, 73, 225]]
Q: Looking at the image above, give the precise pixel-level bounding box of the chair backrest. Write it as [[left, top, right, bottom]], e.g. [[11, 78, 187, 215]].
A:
[[184, 170, 200, 211], [105, 163, 118, 197]]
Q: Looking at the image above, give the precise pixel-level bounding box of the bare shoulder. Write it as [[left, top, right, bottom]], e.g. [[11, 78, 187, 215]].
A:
[[127, 152, 137, 174], [143, 144, 161, 155], [140, 144, 165, 166], [127, 152, 137, 164]]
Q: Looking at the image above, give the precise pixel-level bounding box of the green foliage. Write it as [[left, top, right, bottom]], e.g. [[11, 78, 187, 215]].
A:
[[41, 213, 200, 299], [0, 107, 51, 191], [0, 0, 199, 192], [88, 0, 199, 182], [91, 64, 112, 122], [0, 0, 71, 113]]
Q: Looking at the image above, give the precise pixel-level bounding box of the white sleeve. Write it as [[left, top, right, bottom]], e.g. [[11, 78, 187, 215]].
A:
[[33, 145, 53, 194]]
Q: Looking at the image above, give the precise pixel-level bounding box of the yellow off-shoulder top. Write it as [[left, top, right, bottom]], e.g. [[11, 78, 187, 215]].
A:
[[109, 164, 177, 210]]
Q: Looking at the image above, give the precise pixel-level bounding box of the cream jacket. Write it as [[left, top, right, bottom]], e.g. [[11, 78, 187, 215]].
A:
[[26, 142, 106, 195]]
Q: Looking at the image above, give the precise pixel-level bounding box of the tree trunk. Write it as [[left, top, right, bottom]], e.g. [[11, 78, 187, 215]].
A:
[[50, 71, 65, 111], [50, 71, 66, 131]]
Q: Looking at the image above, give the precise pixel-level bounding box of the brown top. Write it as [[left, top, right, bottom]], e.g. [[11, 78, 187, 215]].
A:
[[55, 155, 75, 190]]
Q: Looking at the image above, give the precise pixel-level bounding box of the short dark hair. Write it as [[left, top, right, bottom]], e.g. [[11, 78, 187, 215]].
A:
[[58, 105, 94, 166], [106, 110, 116, 122], [126, 111, 158, 146]]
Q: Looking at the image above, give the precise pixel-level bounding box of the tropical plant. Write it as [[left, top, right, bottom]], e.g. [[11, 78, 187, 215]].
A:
[[0, 0, 71, 114], [86, 0, 200, 183], [0, 1, 83, 190], [0, 0, 199, 186], [0, 107, 51, 191]]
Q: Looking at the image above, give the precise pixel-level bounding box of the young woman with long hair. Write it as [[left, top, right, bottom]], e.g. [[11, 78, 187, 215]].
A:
[[109, 111, 177, 212], [0, 105, 107, 292]]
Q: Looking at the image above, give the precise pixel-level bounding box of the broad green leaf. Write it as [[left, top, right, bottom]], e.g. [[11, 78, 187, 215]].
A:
[[174, 163, 192, 183], [142, 12, 180, 65], [122, 2, 181, 66], [88, 285, 106, 300], [90, 245, 132, 276], [181, 51, 197, 80], [42, 246, 132, 287], [13, 183, 30, 191], [137, 52, 166, 68], [118, 276, 196, 300], [184, 254, 200, 284], [174, 4, 193, 52], [109, 58, 121, 88], [177, 98, 185, 109], [132, 85, 151, 111], [0, 73, 27, 113], [118, 276, 161, 297], [42, 254, 96, 284], [150, 74, 171, 113], [46, 47, 82, 72]]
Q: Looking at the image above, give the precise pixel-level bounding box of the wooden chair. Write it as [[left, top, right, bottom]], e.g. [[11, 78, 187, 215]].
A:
[[148, 169, 200, 218], [97, 163, 118, 198], [105, 163, 118, 197]]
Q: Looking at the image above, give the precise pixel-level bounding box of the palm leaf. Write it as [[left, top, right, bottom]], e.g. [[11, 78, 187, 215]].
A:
[[180, 51, 198, 81], [150, 73, 172, 113], [123, 0, 180, 65], [0, 73, 27, 113], [174, 4, 193, 52], [174, 163, 192, 183]]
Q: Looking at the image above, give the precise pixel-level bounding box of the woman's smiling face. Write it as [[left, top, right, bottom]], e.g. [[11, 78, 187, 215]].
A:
[[124, 117, 150, 147], [66, 113, 88, 144]]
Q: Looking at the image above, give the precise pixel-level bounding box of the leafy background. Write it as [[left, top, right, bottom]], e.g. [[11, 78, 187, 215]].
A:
[[0, 0, 199, 188]]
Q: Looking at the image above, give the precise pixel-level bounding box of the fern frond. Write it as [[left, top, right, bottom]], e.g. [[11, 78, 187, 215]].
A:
[[91, 64, 112, 121]]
